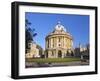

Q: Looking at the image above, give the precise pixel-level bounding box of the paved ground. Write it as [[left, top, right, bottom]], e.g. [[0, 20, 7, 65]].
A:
[[25, 61, 89, 68]]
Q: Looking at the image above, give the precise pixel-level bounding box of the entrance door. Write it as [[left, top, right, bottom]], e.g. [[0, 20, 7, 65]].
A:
[[58, 50, 62, 58]]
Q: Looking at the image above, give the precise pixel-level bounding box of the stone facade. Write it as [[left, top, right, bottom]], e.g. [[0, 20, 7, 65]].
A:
[[45, 21, 73, 58], [25, 42, 40, 58]]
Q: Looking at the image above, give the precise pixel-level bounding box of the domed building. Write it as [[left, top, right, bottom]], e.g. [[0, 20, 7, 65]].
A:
[[45, 21, 74, 58]]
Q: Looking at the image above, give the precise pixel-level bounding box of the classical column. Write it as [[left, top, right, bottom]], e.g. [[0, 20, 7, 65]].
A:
[[56, 49, 58, 58], [55, 37, 57, 47], [64, 37, 65, 48], [65, 37, 67, 48], [52, 38, 53, 48], [63, 36, 64, 47], [49, 38, 50, 48], [71, 40, 73, 47], [50, 38, 52, 48], [56, 37, 58, 47]]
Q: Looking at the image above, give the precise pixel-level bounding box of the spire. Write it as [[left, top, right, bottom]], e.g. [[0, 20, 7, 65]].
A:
[[57, 21, 61, 28], [57, 21, 61, 25]]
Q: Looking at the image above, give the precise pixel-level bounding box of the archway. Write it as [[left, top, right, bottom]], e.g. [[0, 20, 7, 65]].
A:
[[58, 50, 62, 58]]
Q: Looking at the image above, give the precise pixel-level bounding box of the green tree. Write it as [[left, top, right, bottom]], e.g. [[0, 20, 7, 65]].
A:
[[25, 19, 37, 53]]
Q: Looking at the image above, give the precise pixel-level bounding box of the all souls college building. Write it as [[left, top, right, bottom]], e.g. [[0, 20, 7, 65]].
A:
[[45, 21, 74, 58]]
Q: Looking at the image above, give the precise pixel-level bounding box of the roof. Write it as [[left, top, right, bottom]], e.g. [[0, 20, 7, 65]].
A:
[[46, 21, 72, 38]]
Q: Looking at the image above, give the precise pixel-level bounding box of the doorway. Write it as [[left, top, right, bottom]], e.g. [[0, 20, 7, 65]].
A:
[[58, 50, 62, 58]]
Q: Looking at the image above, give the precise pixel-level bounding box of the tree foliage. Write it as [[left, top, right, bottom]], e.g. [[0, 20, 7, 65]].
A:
[[25, 19, 37, 53]]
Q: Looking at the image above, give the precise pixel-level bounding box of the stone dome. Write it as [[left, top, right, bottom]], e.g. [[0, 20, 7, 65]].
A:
[[47, 21, 72, 37], [55, 21, 66, 32], [46, 21, 72, 40]]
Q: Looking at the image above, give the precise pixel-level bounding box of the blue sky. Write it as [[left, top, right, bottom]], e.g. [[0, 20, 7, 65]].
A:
[[25, 12, 89, 49]]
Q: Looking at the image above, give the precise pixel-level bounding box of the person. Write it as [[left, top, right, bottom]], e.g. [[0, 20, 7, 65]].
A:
[[81, 55, 83, 62]]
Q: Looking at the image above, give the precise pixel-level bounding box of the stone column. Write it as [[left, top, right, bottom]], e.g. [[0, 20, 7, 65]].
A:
[[54, 37, 57, 48], [63, 36, 64, 47], [71, 40, 73, 47], [52, 37, 54, 48], [56, 49, 58, 58], [62, 51, 64, 58], [65, 38, 67, 48], [50, 38, 52, 48], [57, 37, 58, 47], [49, 38, 51, 48], [64, 37, 65, 48]]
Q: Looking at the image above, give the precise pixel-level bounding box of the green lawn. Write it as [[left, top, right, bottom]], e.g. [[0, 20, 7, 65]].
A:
[[26, 57, 81, 63]]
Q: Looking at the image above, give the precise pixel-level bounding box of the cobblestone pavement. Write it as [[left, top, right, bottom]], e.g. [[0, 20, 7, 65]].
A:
[[26, 61, 89, 68]]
